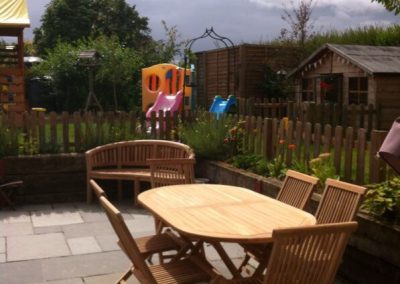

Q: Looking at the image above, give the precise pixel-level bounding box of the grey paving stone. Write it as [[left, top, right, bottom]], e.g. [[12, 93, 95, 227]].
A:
[[63, 221, 114, 238], [51, 203, 77, 210], [0, 222, 33, 236], [0, 253, 5, 263], [205, 242, 245, 261], [0, 210, 31, 224], [34, 225, 63, 235], [77, 209, 108, 223], [31, 210, 84, 227], [0, 237, 4, 253], [0, 259, 44, 284], [125, 215, 156, 234], [41, 250, 131, 281], [67, 236, 102, 255], [84, 272, 139, 284], [31, 279, 84, 284], [95, 234, 120, 252], [19, 204, 52, 212], [7, 233, 71, 261]]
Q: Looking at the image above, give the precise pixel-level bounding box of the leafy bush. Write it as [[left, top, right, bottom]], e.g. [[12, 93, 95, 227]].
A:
[[232, 154, 269, 176], [362, 177, 400, 223], [267, 156, 287, 180]]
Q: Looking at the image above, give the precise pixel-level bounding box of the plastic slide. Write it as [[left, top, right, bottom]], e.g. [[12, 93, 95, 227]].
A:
[[146, 90, 183, 119], [209, 95, 237, 119]]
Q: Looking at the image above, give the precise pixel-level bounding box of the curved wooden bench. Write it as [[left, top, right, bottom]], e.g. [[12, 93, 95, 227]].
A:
[[86, 140, 195, 205]]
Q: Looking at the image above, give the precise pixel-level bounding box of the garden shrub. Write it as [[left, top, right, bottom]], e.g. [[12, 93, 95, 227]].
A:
[[362, 177, 400, 223]]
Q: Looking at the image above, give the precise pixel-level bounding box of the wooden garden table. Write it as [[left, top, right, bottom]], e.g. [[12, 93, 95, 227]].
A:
[[138, 184, 316, 279]]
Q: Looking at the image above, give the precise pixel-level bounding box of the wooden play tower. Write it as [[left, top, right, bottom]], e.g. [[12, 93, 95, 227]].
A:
[[0, 0, 30, 114]]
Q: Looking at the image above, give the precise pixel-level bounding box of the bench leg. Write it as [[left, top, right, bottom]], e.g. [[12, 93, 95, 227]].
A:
[[87, 179, 93, 204], [133, 179, 140, 206]]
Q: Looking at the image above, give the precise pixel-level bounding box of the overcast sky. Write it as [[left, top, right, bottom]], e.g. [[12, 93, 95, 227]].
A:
[[26, 0, 400, 51]]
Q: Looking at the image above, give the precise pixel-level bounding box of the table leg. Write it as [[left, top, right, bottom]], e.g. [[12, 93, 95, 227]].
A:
[[211, 242, 243, 279]]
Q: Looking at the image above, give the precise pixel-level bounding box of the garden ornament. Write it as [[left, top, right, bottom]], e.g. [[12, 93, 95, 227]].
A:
[[378, 117, 400, 174]]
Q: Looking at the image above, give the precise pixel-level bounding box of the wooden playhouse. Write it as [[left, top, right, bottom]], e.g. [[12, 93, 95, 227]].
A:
[[0, 0, 30, 114]]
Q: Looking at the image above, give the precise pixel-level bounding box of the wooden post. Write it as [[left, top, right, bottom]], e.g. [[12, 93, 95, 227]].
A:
[[356, 128, 366, 184], [262, 118, 273, 160], [344, 127, 354, 182], [62, 112, 69, 153]]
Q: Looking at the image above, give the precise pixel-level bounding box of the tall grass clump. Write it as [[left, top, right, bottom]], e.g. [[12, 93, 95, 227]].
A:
[[179, 112, 237, 160]]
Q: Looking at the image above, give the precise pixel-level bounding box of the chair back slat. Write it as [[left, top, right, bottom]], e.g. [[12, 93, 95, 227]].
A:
[[148, 158, 195, 188], [276, 170, 319, 210], [263, 222, 358, 284], [315, 179, 366, 224], [98, 196, 156, 283]]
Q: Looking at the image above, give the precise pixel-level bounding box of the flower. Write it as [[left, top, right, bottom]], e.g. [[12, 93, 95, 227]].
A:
[[279, 139, 285, 144], [288, 144, 296, 150]]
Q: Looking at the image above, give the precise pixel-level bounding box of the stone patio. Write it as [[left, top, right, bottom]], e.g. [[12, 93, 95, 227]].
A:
[[0, 201, 245, 284]]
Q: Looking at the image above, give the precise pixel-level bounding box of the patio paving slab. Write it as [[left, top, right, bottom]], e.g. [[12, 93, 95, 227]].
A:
[[0, 237, 4, 253], [0, 210, 31, 224], [0, 259, 43, 284], [32, 279, 84, 284], [62, 221, 114, 238], [34, 225, 63, 235], [7, 233, 71, 261], [67, 236, 102, 255], [41, 250, 130, 281], [0, 222, 33, 236], [31, 210, 83, 227], [95, 234, 120, 252], [84, 272, 138, 284]]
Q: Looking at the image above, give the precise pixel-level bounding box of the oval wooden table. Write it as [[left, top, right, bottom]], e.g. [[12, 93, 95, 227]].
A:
[[138, 184, 316, 279]]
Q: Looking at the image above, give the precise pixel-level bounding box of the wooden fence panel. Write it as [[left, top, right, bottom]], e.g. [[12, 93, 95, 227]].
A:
[[62, 112, 69, 153], [334, 126, 343, 175], [344, 127, 354, 181]]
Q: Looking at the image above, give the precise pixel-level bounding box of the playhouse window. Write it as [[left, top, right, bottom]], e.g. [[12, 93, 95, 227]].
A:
[[349, 77, 368, 105], [301, 78, 315, 102]]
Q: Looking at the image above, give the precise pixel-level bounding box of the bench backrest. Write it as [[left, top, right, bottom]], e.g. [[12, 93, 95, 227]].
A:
[[86, 140, 195, 169]]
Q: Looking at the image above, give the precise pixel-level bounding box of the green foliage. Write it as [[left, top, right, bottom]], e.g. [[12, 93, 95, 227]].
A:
[[0, 122, 19, 158], [362, 177, 400, 223], [33, 0, 151, 55], [267, 156, 288, 179], [302, 25, 400, 55], [232, 154, 268, 175], [179, 112, 236, 160], [31, 37, 142, 112], [372, 0, 400, 15], [309, 153, 339, 192], [259, 65, 287, 99]]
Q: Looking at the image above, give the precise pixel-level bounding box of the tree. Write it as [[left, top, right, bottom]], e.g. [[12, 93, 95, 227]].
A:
[[33, 0, 95, 54], [33, 0, 151, 55], [280, 0, 316, 46], [372, 0, 400, 15]]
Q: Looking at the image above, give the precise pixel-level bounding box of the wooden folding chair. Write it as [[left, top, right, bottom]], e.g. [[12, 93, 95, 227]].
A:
[[231, 222, 358, 284], [90, 179, 182, 264], [98, 195, 220, 284], [315, 178, 367, 224], [239, 170, 318, 273], [148, 158, 195, 188], [0, 180, 23, 210]]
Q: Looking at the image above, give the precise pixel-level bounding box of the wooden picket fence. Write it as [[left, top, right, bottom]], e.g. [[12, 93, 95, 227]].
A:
[[0, 110, 390, 185], [241, 116, 389, 185], [238, 98, 379, 133]]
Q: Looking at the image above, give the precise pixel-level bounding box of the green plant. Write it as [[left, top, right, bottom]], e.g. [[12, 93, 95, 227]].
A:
[[0, 122, 19, 158], [309, 153, 339, 192], [361, 177, 400, 223], [179, 112, 236, 160], [267, 155, 287, 179]]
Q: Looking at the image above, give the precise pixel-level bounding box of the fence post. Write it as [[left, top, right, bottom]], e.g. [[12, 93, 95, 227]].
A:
[[62, 112, 69, 153], [343, 127, 354, 182], [369, 130, 387, 183], [356, 128, 366, 184], [333, 126, 343, 175], [262, 118, 273, 160]]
